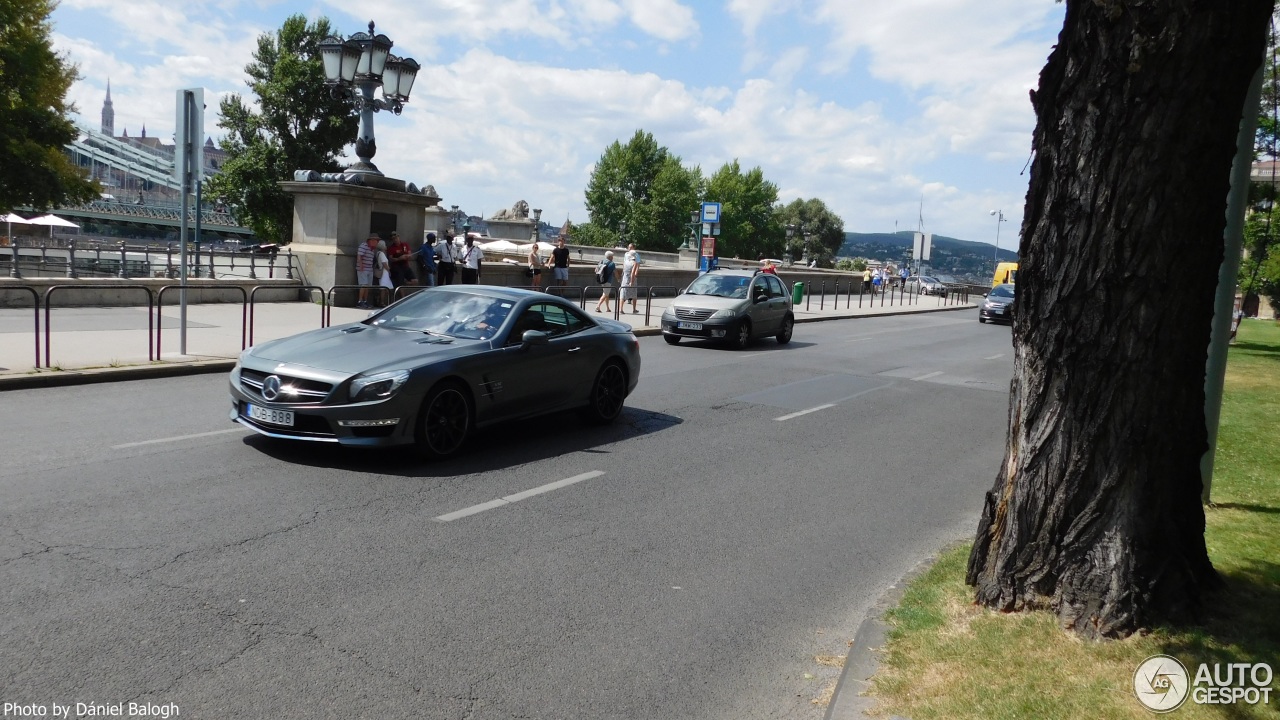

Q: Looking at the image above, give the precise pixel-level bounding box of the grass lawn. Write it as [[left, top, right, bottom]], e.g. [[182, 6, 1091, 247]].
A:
[[867, 319, 1280, 719]]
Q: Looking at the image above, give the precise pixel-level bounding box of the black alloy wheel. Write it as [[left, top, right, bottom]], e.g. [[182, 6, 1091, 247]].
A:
[[582, 362, 627, 424], [416, 381, 473, 458], [730, 318, 752, 350], [776, 315, 793, 344], [664, 334, 681, 345]]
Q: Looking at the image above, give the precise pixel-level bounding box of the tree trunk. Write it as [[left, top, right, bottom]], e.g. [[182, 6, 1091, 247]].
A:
[[966, 0, 1274, 639]]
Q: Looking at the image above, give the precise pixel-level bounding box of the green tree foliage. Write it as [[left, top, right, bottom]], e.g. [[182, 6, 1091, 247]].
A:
[[1242, 207, 1280, 311], [705, 160, 780, 260], [583, 130, 703, 251], [774, 197, 846, 266], [207, 14, 356, 243], [1249, 10, 1280, 312], [0, 0, 97, 212]]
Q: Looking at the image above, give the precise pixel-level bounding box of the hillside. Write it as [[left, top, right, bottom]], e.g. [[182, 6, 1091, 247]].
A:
[[839, 231, 1018, 279]]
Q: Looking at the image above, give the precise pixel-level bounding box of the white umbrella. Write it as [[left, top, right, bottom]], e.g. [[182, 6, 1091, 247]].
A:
[[517, 241, 555, 253], [480, 239, 522, 253], [3, 213, 27, 246], [25, 213, 80, 238]]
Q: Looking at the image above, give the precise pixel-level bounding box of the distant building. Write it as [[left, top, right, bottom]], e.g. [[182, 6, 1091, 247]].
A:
[[73, 83, 226, 205]]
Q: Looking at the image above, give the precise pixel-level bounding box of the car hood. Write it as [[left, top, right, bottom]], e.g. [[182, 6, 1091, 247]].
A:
[[670, 294, 747, 311], [984, 296, 1014, 306], [247, 323, 479, 374]]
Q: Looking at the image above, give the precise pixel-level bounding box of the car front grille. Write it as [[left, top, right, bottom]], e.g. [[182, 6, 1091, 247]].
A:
[[240, 369, 334, 405], [673, 307, 715, 321]]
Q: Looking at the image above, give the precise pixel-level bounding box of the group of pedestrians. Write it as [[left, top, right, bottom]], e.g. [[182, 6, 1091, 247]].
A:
[[355, 232, 640, 312], [860, 266, 908, 295], [593, 243, 641, 314]]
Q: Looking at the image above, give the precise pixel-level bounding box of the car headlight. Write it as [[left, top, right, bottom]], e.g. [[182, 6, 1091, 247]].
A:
[[349, 370, 411, 402], [710, 308, 738, 319]]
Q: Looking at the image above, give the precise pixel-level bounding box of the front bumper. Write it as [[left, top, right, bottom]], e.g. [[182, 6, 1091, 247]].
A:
[[979, 305, 1012, 322], [660, 314, 740, 340], [228, 365, 419, 447]]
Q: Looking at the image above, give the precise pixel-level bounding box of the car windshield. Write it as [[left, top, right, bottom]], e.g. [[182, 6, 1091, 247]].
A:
[[990, 284, 1015, 298], [684, 274, 752, 299], [367, 291, 515, 340], [922, 276, 940, 283]]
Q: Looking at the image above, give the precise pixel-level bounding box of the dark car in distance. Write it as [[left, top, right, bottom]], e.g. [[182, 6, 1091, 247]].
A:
[[229, 286, 641, 458], [979, 283, 1015, 324]]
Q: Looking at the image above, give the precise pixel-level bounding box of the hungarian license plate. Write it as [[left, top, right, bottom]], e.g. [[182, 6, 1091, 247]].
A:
[[247, 403, 294, 427], [677, 321, 703, 330]]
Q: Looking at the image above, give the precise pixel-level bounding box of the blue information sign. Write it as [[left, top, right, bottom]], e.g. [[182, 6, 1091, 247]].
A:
[[700, 202, 722, 224]]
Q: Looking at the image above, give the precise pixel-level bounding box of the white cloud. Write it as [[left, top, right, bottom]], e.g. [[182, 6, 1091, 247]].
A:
[[51, 0, 1063, 242]]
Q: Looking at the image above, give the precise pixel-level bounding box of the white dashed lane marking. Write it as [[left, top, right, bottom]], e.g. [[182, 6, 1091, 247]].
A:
[[434, 471, 607, 522], [774, 404, 836, 421]]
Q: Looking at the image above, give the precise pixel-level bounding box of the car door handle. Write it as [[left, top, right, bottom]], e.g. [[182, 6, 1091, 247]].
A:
[[567, 347, 582, 353]]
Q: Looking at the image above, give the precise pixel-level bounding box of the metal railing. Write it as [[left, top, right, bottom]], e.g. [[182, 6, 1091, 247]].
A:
[[44, 285, 154, 365], [0, 240, 300, 281], [249, 285, 327, 345], [4, 286, 41, 368], [156, 284, 247, 358]]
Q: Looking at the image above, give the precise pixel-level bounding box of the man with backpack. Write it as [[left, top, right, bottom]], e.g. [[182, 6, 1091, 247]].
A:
[[593, 250, 616, 313]]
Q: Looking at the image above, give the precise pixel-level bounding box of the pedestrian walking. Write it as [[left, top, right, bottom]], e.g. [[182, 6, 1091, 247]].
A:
[[862, 267, 872, 294], [593, 250, 616, 313], [872, 270, 882, 295], [621, 244, 640, 313]]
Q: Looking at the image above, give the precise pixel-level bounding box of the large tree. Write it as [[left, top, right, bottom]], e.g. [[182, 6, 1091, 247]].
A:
[[966, 0, 1274, 639], [207, 14, 356, 243], [583, 130, 703, 251], [704, 160, 779, 260], [0, 0, 97, 212], [775, 197, 845, 266]]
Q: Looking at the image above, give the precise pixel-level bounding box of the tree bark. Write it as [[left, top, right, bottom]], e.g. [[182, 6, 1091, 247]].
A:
[[966, 0, 1274, 639]]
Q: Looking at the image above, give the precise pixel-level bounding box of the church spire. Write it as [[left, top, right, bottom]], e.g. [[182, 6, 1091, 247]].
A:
[[101, 79, 115, 136]]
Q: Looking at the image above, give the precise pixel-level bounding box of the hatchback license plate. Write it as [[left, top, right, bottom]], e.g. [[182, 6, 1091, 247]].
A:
[[247, 403, 294, 427], [677, 321, 703, 330]]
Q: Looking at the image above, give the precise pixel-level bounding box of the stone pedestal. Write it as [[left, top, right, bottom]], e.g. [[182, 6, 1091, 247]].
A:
[[486, 218, 536, 242], [281, 181, 440, 290]]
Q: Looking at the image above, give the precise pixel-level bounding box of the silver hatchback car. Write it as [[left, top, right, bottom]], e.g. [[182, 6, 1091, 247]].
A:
[[660, 269, 794, 349]]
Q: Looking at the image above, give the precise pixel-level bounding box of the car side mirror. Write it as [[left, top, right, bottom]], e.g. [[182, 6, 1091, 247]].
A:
[[521, 330, 550, 346], [753, 292, 767, 304]]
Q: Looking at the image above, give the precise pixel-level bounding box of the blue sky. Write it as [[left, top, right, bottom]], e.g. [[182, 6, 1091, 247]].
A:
[[52, 0, 1065, 247]]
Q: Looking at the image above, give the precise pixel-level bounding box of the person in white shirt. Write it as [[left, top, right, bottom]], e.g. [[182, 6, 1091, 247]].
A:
[[460, 235, 484, 284], [436, 232, 456, 285]]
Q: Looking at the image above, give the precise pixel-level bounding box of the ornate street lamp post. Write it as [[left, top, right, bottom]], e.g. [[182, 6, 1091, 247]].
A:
[[801, 225, 812, 267], [683, 211, 700, 251], [532, 208, 542, 242], [785, 224, 795, 266], [318, 21, 420, 178], [618, 220, 627, 246], [989, 209, 1006, 275]]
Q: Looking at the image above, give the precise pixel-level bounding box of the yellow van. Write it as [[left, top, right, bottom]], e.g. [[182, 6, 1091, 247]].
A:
[[992, 262, 1018, 288]]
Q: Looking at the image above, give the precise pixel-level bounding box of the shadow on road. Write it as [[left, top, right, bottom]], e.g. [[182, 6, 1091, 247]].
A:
[[240, 406, 683, 478]]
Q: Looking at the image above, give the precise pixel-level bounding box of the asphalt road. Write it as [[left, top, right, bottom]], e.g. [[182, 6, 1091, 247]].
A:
[[0, 312, 1013, 720]]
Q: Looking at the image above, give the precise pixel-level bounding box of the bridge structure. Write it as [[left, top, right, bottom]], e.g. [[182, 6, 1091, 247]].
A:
[[48, 124, 255, 240]]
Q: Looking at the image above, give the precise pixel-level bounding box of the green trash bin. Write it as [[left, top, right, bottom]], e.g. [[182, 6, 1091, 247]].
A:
[[792, 281, 804, 305]]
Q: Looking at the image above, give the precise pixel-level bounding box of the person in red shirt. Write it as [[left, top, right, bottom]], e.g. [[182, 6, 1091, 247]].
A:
[[386, 232, 417, 287]]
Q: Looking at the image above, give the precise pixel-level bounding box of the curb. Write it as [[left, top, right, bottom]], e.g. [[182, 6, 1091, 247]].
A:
[[0, 359, 236, 391], [823, 547, 959, 720]]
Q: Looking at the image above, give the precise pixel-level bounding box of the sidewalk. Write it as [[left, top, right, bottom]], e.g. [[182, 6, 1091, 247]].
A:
[[0, 287, 975, 389]]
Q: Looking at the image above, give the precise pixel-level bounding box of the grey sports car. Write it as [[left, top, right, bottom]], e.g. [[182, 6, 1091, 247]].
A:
[[229, 286, 641, 457]]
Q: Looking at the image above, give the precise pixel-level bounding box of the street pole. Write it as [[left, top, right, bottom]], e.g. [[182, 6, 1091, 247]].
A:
[[179, 91, 192, 355]]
